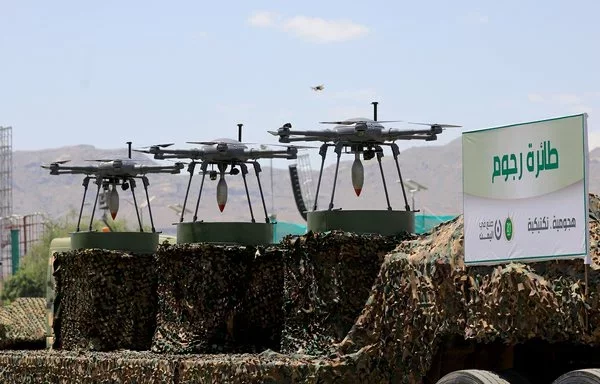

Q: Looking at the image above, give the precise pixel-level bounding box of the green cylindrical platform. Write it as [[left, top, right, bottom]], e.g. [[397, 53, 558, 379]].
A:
[[70, 231, 159, 254], [176, 222, 274, 246], [307, 209, 415, 235]]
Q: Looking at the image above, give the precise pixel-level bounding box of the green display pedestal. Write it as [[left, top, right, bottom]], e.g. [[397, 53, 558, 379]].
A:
[[70, 231, 160, 254], [307, 209, 415, 235], [176, 222, 274, 246]]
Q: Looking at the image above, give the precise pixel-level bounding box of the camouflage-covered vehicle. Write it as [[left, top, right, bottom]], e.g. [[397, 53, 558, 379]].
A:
[[1, 197, 600, 383]]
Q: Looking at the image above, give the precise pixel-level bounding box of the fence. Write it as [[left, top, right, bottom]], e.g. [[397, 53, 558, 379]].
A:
[[0, 213, 47, 278]]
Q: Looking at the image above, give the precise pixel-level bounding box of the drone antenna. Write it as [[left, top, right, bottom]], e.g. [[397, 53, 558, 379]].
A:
[[371, 101, 378, 121], [237, 123, 243, 142], [126, 141, 132, 159]]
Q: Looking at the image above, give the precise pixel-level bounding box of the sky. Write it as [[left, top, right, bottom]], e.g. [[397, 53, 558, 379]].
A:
[[1, 0, 599, 169]]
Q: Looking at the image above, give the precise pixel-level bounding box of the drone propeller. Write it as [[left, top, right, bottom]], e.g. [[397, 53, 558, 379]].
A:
[[51, 160, 71, 165], [84, 159, 115, 162], [262, 143, 316, 149], [407, 122, 462, 128], [319, 120, 403, 125], [186, 141, 258, 146], [139, 143, 175, 149]]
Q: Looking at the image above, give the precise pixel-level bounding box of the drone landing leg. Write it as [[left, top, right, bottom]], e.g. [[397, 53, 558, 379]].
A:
[[376, 146, 392, 211], [391, 143, 411, 211], [253, 162, 270, 223], [76, 176, 91, 232], [328, 143, 343, 211], [193, 163, 208, 222], [129, 178, 144, 232], [142, 176, 156, 233], [180, 162, 196, 223], [313, 144, 329, 211], [240, 164, 255, 223], [88, 177, 102, 232]]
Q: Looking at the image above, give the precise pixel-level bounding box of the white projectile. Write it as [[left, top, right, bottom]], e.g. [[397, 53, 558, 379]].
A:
[[351, 154, 364, 196], [108, 186, 120, 219], [216, 176, 228, 212]]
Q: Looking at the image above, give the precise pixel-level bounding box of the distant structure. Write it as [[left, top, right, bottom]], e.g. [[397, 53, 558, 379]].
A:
[[296, 153, 315, 212], [0, 128, 46, 280], [0, 126, 13, 278]]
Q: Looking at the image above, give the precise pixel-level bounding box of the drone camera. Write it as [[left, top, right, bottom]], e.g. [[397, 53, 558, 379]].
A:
[[354, 122, 367, 132], [230, 167, 240, 175], [363, 149, 375, 161], [121, 181, 129, 191], [209, 170, 218, 181]]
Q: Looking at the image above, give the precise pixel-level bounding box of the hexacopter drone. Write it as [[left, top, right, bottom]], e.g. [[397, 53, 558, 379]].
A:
[[136, 124, 309, 223], [269, 102, 461, 212], [42, 143, 184, 232]]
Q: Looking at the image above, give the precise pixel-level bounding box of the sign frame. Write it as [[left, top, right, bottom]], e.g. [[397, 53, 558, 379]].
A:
[[462, 113, 590, 266]]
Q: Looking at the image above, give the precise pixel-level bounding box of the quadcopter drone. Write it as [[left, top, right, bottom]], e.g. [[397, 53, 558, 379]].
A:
[[136, 124, 309, 224], [269, 102, 461, 212], [41, 143, 184, 233]]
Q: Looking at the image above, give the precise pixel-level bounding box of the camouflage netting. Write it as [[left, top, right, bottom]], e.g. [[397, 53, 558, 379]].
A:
[[279, 231, 410, 355], [53, 249, 157, 351], [0, 298, 46, 349], [151, 243, 284, 354], [0, 349, 393, 383], [8, 194, 600, 383], [336, 193, 600, 383]]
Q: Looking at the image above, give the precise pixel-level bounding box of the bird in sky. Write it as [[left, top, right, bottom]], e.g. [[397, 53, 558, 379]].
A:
[[311, 84, 324, 91]]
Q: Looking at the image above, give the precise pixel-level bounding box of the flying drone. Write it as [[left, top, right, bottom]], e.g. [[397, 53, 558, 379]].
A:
[[269, 102, 461, 212], [135, 124, 308, 224], [41, 143, 184, 233]]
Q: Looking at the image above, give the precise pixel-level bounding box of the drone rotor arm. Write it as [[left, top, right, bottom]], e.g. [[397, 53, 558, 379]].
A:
[[146, 148, 207, 161], [134, 164, 184, 174], [281, 136, 331, 143], [247, 149, 294, 159], [44, 165, 100, 174], [280, 130, 335, 137], [385, 128, 440, 136]]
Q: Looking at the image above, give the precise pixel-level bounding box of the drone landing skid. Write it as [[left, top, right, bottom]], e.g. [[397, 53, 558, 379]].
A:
[[178, 161, 271, 224], [311, 143, 412, 212], [75, 175, 157, 234]]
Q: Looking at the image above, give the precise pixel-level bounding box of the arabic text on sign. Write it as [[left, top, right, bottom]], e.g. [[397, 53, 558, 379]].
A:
[[492, 140, 559, 183]]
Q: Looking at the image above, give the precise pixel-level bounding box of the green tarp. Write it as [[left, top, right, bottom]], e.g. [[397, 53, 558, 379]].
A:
[[413, 214, 457, 234]]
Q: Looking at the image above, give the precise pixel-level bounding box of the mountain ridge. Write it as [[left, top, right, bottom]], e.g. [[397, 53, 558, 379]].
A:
[[10, 138, 600, 234]]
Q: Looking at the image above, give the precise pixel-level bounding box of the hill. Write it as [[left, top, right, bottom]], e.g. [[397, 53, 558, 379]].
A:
[[11, 139, 600, 234]]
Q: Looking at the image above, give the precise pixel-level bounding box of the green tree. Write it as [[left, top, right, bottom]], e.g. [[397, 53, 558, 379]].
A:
[[0, 213, 131, 303]]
